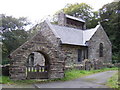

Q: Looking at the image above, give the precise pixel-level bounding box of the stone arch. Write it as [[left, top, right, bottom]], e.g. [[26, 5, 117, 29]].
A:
[[9, 44, 65, 80], [24, 45, 53, 63]]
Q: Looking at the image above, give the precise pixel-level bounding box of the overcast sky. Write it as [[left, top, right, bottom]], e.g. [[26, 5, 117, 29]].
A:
[[0, 0, 114, 24]]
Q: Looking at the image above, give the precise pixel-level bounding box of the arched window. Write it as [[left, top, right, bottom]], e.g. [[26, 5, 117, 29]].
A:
[[99, 43, 103, 57]]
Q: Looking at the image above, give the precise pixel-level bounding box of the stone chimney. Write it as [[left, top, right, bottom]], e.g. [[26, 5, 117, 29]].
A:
[[58, 12, 66, 26]]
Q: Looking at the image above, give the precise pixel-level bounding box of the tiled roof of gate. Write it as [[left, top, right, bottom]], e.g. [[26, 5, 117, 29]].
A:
[[46, 20, 100, 46]]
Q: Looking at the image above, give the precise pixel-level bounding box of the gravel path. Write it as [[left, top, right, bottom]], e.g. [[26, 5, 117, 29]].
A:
[[35, 70, 117, 88]]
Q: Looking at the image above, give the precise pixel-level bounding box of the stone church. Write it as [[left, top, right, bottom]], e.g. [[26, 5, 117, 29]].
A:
[[9, 12, 112, 80], [56, 13, 112, 66]]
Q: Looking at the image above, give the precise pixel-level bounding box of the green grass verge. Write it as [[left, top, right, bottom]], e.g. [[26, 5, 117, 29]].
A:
[[0, 67, 118, 85], [106, 72, 119, 88], [0, 76, 48, 84], [56, 67, 118, 81]]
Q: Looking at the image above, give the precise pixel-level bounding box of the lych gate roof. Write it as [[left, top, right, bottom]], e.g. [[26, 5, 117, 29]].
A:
[[49, 23, 100, 46]]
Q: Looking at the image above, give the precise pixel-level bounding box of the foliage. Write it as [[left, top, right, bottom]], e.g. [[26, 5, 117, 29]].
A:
[[0, 76, 13, 84], [0, 14, 31, 64], [106, 72, 118, 88], [62, 3, 93, 21], [99, 1, 120, 61], [1, 14, 30, 32], [86, 11, 100, 28]]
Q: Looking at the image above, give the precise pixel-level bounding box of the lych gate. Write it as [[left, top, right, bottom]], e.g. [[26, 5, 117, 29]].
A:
[[9, 21, 65, 80], [9, 44, 65, 80]]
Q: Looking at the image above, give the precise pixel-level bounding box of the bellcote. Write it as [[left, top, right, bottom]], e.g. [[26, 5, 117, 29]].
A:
[[58, 12, 86, 30]]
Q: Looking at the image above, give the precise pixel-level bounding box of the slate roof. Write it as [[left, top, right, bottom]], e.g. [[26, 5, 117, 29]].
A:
[[83, 25, 100, 44], [45, 20, 100, 46], [65, 15, 85, 23], [52, 24, 84, 46]]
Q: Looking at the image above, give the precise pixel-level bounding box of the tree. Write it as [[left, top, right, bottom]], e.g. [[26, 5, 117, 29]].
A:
[[1, 14, 30, 32], [54, 3, 99, 28], [99, 1, 120, 61], [86, 11, 100, 28], [0, 14, 31, 64], [63, 3, 93, 21]]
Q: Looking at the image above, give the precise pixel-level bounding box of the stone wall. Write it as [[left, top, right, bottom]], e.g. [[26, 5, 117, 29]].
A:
[[9, 21, 65, 80], [61, 44, 88, 66], [88, 25, 112, 63]]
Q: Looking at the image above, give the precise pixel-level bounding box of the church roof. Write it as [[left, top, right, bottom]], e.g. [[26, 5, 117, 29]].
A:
[[45, 20, 100, 46], [83, 25, 100, 44], [52, 24, 84, 46]]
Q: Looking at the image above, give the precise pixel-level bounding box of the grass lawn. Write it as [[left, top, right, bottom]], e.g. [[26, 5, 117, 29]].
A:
[[0, 67, 118, 85], [106, 72, 119, 88]]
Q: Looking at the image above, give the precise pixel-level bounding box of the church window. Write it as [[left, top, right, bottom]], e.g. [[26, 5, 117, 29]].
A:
[[99, 43, 103, 57]]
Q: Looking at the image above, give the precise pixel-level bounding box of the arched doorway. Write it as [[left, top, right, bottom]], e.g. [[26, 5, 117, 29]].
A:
[[26, 51, 49, 79]]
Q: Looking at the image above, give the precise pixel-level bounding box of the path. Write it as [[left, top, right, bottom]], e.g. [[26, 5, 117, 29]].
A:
[[35, 70, 117, 88]]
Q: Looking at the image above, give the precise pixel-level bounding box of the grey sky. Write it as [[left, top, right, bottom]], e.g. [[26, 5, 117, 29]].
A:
[[0, 0, 114, 24]]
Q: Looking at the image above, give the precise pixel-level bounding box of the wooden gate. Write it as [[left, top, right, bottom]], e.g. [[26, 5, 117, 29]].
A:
[[26, 64, 48, 79]]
